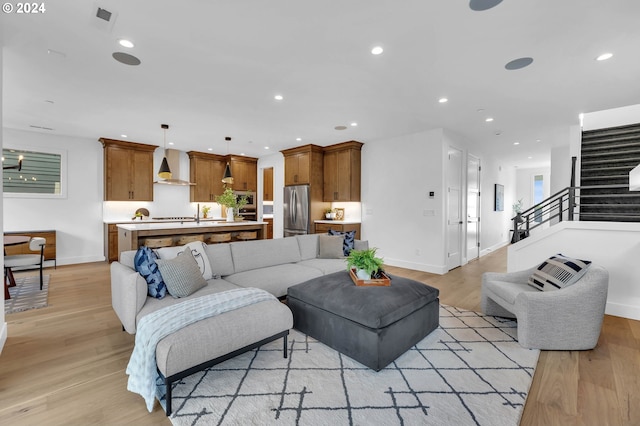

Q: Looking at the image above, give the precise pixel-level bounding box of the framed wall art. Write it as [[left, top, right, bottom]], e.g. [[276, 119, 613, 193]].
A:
[[494, 184, 504, 211]]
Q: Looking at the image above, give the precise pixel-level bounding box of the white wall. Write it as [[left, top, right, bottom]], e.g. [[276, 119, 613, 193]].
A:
[[508, 221, 640, 320], [361, 129, 446, 273], [3, 129, 104, 265], [583, 104, 640, 131]]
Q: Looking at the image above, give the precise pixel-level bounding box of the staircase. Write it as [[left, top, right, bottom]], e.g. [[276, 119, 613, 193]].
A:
[[580, 123, 640, 222]]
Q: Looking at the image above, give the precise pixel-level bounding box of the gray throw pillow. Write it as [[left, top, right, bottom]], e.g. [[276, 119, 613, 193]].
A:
[[156, 248, 207, 298], [318, 234, 345, 259]]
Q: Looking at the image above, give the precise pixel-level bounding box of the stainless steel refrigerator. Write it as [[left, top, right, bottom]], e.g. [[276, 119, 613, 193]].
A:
[[284, 185, 310, 236]]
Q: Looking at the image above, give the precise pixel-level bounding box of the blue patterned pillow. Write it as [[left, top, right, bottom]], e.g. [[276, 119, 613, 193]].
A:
[[328, 229, 356, 256], [134, 246, 167, 299]]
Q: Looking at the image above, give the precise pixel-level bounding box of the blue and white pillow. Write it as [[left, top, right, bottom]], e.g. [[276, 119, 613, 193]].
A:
[[328, 229, 356, 256], [134, 246, 167, 299]]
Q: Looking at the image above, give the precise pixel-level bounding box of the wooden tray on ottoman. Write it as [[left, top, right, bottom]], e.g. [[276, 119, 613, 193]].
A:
[[349, 269, 391, 286]]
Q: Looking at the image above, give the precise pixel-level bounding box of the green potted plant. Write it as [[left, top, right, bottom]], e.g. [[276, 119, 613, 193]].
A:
[[346, 247, 384, 279], [201, 205, 211, 218], [215, 188, 249, 222]]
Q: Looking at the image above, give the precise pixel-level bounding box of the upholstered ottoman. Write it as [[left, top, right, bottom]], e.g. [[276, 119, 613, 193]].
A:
[[287, 271, 439, 371]]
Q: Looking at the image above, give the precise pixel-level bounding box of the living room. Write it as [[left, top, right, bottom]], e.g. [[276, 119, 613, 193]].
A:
[[2, 1, 640, 425]]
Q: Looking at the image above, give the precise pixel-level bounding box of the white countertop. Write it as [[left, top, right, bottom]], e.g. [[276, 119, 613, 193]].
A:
[[314, 220, 361, 224], [105, 218, 224, 224], [117, 221, 266, 231]]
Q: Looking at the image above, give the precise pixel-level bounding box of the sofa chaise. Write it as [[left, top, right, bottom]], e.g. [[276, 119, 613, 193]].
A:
[[111, 233, 367, 414]]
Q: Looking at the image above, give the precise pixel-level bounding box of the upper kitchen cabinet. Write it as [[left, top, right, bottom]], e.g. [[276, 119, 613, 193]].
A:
[[228, 156, 258, 191], [323, 141, 363, 202], [263, 167, 274, 201], [281, 144, 324, 186], [187, 151, 227, 202], [100, 138, 157, 201]]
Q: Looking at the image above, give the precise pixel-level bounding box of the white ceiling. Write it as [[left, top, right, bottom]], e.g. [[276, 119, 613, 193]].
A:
[[3, 0, 640, 168]]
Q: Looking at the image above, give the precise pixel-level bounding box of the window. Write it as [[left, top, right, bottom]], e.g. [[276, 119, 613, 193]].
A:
[[533, 175, 544, 222], [2, 147, 67, 198]]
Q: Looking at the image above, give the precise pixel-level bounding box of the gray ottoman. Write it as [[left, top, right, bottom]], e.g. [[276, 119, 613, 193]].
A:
[[287, 271, 439, 371]]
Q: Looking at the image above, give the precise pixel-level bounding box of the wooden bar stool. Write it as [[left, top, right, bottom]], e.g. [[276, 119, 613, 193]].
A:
[[236, 231, 257, 241], [144, 237, 174, 249], [209, 233, 231, 244], [177, 234, 204, 245]]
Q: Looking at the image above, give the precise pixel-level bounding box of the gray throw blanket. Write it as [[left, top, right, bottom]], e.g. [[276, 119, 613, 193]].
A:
[[126, 287, 276, 412]]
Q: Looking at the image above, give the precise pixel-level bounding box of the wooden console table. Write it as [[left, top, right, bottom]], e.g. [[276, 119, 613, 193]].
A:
[[4, 230, 57, 267]]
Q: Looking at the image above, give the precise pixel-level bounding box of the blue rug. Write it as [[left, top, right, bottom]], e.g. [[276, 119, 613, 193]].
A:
[[158, 305, 539, 425]]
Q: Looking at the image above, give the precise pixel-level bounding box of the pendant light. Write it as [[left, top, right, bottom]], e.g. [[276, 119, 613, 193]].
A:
[[221, 136, 234, 185], [158, 124, 172, 179]]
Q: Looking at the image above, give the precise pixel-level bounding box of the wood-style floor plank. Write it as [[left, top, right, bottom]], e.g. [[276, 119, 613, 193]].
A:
[[0, 247, 638, 425]]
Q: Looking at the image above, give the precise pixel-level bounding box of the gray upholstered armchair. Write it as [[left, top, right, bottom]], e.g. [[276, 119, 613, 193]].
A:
[[481, 264, 608, 350]]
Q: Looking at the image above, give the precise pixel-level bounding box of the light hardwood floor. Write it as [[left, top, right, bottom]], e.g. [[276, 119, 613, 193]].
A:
[[0, 247, 638, 425]]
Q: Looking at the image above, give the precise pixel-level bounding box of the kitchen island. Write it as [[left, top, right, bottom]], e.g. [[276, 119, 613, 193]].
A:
[[116, 221, 267, 256]]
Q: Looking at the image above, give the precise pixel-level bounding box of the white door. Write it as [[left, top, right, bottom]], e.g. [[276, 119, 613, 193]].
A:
[[447, 147, 463, 270], [466, 155, 481, 261]]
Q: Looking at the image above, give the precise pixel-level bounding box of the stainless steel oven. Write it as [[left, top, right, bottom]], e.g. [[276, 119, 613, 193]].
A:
[[234, 191, 256, 221], [233, 191, 255, 208]]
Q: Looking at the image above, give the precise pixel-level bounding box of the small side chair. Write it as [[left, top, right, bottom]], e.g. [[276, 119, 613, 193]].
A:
[[481, 263, 608, 350], [4, 237, 47, 290]]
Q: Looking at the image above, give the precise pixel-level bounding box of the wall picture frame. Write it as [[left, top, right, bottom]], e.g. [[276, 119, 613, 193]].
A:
[[494, 184, 504, 211]]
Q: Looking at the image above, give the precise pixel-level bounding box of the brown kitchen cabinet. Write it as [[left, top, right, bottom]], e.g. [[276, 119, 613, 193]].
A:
[[323, 141, 363, 202], [100, 139, 157, 201], [264, 217, 274, 239], [281, 144, 324, 186], [105, 224, 120, 262], [188, 151, 227, 202], [263, 167, 274, 201], [314, 222, 361, 240], [228, 156, 258, 191]]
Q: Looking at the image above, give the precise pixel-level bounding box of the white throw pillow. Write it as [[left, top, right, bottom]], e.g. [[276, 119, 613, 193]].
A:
[[527, 253, 592, 291], [157, 241, 213, 280]]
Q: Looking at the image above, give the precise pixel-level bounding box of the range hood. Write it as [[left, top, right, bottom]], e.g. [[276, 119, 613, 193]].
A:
[[154, 149, 195, 186]]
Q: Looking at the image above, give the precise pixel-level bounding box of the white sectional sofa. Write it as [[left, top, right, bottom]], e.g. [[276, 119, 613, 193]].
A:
[[110, 233, 366, 415]]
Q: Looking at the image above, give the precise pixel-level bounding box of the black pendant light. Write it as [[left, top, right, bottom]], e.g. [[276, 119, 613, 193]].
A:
[[158, 124, 172, 179], [222, 136, 234, 185]]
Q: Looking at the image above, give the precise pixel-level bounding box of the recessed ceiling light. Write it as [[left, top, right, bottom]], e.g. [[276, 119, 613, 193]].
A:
[[168, 142, 174, 146], [296, 137, 302, 141], [241, 153, 246, 156], [118, 39, 134, 48], [264, 146, 270, 150], [513, 142, 520, 145], [485, 117, 494, 122], [596, 53, 613, 61], [371, 46, 384, 55], [121, 134, 127, 138], [335, 125, 348, 130], [350, 122, 358, 127], [528, 156, 533, 159], [274, 94, 283, 101], [505, 57, 533, 70], [536, 139, 541, 142], [438, 98, 448, 103]]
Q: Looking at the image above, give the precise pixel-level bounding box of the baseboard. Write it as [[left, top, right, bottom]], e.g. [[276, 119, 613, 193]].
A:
[[0, 322, 7, 355], [605, 301, 640, 321], [384, 258, 447, 275], [57, 255, 106, 266], [480, 240, 509, 257]]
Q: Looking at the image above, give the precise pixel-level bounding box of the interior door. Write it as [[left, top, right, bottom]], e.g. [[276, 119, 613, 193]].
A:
[[466, 155, 481, 261], [447, 147, 463, 270]]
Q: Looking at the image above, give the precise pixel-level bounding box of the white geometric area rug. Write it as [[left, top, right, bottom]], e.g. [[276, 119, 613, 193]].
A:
[[4, 274, 49, 314], [158, 305, 539, 426]]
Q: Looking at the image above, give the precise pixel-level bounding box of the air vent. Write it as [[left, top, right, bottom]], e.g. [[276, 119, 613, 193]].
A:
[[96, 7, 112, 21]]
